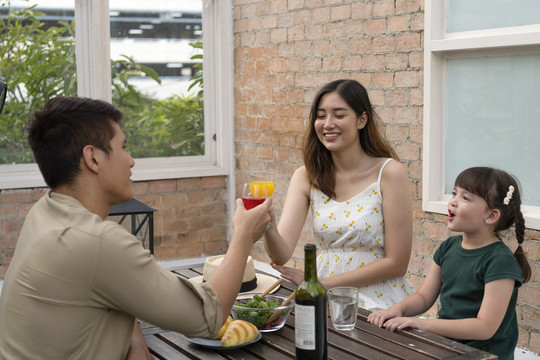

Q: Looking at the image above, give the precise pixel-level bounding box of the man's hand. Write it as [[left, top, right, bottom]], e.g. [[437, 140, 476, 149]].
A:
[[232, 197, 272, 244]]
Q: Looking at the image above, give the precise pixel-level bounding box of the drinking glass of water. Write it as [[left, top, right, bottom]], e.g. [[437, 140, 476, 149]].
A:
[[328, 287, 359, 331]]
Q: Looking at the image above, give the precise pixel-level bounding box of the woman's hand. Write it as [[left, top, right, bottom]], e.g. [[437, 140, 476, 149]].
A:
[[271, 262, 304, 285]]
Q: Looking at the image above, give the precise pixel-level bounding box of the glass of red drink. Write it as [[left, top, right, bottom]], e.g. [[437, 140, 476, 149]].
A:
[[242, 182, 267, 210]]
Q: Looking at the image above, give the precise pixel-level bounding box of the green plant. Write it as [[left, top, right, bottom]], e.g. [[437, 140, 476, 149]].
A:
[[0, 3, 76, 163], [0, 1, 204, 163]]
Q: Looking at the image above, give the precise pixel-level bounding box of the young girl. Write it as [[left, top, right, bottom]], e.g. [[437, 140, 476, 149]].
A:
[[367, 167, 531, 360], [264, 79, 415, 311]]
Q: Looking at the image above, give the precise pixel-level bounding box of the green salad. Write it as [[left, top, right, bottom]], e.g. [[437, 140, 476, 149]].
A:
[[234, 295, 283, 329]]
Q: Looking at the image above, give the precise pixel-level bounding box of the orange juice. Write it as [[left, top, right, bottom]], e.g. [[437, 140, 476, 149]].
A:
[[250, 181, 274, 197]]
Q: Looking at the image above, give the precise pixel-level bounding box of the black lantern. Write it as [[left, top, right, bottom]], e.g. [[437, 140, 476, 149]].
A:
[[0, 80, 6, 115], [108, 198, 157, 254]]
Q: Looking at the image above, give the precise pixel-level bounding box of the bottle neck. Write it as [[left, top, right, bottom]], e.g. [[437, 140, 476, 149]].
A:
[[304, 244, 317, 281]]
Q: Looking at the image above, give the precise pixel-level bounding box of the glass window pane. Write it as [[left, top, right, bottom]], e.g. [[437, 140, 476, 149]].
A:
[[445, 53, 540, 206], [0, 0, 76, 164], [446, 0, 540, 32], [109, 1, 204, 159]]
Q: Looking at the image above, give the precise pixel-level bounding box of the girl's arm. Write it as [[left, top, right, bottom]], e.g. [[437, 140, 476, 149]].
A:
[[368, 261, 442, 327], [263, 166, 311, 265], [381, 278, 515, 341], [318, 160, 413, 289]]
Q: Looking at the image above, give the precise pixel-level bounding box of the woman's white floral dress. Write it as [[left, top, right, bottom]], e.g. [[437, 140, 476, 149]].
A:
[[310, 159, 415, 310]]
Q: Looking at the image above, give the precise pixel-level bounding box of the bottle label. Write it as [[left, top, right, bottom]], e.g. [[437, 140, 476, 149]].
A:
[[295, 304, 316, 350]]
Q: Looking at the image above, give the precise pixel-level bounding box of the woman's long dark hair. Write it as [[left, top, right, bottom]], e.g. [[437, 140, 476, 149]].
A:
[[454, 167, 531, 283], [302, 79, 397, 199]]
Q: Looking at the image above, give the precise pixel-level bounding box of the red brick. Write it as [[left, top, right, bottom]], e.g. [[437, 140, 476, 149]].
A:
[[385, 124, 409, 142], [396, 143, 420, 161], [365, 18, 385, 35], [1, 189, 32, 204], [393, 107, 419, 124], [0, 205, 17, 219], [386, 89, 408, 106], [529, 331, 540, 353], [396, 32, 421, 51], [149, 179, 176, 193], [373, 35, 395, 52], [363, 54, 385, 71], [2, 219, 24, 235], [372, 72, 394, 88], [331, 5, 350, 21], [517, 306, 540, 330], [312, 7, 330, 23], [385, 53, 409, 70], [518, 284, 540, 307], [395, 71, 419, 87], [388, 15, 409, 32], [271, 0, 287, 13], [351, 2, 372, 19], [373, 0, 395, 16]]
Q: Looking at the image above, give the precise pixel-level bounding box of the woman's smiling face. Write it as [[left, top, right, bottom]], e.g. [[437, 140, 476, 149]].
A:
[[314, 91, 366, 152]]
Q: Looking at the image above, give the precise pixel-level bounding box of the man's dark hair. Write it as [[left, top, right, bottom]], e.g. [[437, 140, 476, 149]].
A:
[[28, 96, 123, 188]]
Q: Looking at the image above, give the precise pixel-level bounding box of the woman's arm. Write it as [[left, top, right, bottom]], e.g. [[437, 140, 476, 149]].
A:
[[263, 166, 311, 265], [381, 278, 515, 341], [318, 160, 413, 289]]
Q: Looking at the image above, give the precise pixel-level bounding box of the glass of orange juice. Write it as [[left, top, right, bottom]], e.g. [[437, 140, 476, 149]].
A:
[[250, 171, 274, 197]]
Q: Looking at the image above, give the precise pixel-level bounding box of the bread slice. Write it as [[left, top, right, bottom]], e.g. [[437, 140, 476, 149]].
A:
[[213, 315, 233, 339], [220, 320, 259, 347]]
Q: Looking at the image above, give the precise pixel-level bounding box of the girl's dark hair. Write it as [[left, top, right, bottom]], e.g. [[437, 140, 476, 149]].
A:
[[454, 167, 531, 283], [28, 96, 123, 188], [302, 79, 397, 198]]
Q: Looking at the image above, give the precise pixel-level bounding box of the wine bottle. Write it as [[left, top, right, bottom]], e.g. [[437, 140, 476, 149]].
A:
[[295, 244, 328, 360]]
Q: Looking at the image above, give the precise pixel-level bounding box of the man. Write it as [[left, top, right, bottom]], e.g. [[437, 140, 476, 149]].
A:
[[0, 97, 272, 359]]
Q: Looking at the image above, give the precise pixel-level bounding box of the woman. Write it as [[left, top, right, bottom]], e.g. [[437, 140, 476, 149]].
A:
[[264, 79, 415, 310]]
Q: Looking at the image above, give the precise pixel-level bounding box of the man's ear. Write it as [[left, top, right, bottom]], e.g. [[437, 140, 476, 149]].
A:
[[357, 111, 368, 130], [486, 208, 501, 225], [82, 145, 99, 174]]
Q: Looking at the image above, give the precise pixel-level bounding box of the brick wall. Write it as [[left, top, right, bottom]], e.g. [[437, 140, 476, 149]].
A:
[[0, 176, 229, 278], [232, 0, 540, 353]]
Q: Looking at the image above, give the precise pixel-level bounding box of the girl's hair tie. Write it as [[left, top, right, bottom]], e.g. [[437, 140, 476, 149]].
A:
[[503, 185, 515, 205]]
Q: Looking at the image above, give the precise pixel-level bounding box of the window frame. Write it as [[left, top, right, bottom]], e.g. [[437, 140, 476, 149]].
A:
[[423, 0, 540, 230], [0, 0, 234, 189]]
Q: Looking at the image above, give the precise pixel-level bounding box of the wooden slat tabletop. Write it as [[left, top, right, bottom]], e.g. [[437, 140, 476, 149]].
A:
[[140, 264, 497, 360]]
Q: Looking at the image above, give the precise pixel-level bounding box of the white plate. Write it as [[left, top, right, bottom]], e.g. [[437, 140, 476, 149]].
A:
[[187, 332, 262, 350]]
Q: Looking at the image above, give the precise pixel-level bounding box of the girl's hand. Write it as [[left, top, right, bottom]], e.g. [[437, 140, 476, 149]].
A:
[[271, 262, 304, 285], [367, 307, 402, 328], [381, 316, 423, 332]]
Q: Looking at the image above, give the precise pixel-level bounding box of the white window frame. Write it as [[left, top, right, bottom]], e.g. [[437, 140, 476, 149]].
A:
[[423, 0, 540, 230], [0, 0, 234, 189]]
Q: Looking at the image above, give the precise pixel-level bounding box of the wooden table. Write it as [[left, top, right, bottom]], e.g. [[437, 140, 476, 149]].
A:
[[140, 264, 497, 359]]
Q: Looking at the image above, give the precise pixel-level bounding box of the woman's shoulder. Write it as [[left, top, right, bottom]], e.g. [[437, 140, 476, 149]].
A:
[[378, 158, 408, 190], [290, 166, 312, 195], [379, 158, 406, 176]]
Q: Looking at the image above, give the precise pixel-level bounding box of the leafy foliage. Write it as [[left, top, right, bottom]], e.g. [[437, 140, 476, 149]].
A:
[[0, 1, 204, 163]]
